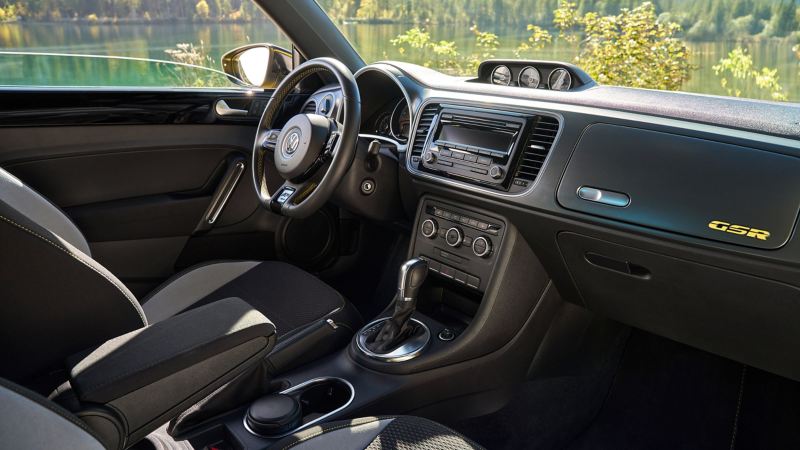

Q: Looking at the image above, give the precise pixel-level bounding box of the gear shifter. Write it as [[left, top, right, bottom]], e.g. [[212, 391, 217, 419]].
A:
[[365, 258, 428, 354]]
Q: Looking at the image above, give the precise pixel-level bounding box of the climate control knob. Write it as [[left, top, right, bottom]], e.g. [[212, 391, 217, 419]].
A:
[[472, 236, 492, 258], [445, 227, 464, 247], [420, 219, 438, 239]]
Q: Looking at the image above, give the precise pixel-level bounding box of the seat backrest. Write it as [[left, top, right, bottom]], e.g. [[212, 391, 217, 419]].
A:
[[0, 167, 91, 255], [0, 166, 147, 384], [0, 377, 106, 450]]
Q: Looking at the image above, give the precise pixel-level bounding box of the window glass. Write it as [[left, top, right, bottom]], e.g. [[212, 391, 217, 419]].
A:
[[316, 0, 799, 102], [0, 1, 290, 87]]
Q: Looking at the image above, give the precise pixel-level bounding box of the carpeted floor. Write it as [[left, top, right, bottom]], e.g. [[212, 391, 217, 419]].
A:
[[454, 329, 800, 450]]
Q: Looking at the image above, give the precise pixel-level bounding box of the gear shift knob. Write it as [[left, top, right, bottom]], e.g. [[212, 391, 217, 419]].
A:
[[398, 258, 428, 302]]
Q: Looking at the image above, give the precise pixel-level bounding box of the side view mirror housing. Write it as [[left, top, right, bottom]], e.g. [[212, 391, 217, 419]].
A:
[[221, 44, 292, 89]]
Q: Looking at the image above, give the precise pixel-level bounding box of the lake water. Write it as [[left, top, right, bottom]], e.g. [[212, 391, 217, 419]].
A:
[[0, 21, 797, 101]]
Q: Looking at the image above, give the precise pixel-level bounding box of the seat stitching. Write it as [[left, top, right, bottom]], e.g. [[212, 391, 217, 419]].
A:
[[0, 214, 146, 326]]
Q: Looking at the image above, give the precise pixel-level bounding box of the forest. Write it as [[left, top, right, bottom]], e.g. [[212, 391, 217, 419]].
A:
[[0, 0, 798, 41]]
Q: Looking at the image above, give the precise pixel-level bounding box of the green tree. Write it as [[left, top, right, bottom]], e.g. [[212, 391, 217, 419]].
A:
[[713, 47, 787, 101], [194, 0, 209, 20], [554, 1, 693, 90]]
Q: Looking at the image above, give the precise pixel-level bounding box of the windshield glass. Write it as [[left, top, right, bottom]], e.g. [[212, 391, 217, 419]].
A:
[[316, 0, 799, 102]]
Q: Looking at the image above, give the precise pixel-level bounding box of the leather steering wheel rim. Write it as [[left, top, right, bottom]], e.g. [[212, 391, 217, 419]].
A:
[[251, 57, 361, 219]]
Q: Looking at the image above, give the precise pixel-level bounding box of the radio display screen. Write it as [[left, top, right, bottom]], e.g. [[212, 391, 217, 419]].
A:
[[437, 124, 515, 154]]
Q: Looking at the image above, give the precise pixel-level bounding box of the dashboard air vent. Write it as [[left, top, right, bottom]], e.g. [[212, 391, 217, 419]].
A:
[[410, 104, 440, 165], [302, 100, 317, 114], [514, 115, 559, 183]]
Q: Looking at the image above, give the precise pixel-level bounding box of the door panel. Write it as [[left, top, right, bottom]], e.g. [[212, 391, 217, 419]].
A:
[[0, 88, 284, 297]]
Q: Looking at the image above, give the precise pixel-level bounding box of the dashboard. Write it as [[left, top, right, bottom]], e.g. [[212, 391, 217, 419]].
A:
[[300, 59, 800, 383]]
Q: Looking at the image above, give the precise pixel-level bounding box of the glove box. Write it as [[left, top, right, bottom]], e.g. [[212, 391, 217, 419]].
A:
[[556, 124, 800, 250]]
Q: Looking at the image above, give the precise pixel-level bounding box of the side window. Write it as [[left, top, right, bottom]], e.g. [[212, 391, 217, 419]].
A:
[[0, 2, 290, 88]]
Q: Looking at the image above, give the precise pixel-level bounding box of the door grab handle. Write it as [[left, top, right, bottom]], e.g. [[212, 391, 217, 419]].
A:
[[215, 99, 249, 117], [205, 160, 245, 225]]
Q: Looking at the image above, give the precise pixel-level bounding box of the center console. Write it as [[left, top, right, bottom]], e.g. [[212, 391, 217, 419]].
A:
[[168, 197, 556, 450], [414, 199, 505, 294]]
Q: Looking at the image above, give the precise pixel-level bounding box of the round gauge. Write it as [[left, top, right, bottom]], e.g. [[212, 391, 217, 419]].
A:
[[518, 66, 541, 88], [490, 65, 512, 86], [548, 68, 573, 91], [390, 99, 410, 142], [376, 114, 390, 135]]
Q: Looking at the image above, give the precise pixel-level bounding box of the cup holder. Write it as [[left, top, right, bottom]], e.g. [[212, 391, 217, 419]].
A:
[[243, 377, 354, 438]]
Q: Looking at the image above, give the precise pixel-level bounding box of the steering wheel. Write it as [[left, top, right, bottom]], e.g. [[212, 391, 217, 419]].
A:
[[252, 58, 361, 218]]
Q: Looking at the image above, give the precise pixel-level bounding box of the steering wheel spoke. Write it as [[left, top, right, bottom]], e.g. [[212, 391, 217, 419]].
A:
[[259, 128, 282, 151]]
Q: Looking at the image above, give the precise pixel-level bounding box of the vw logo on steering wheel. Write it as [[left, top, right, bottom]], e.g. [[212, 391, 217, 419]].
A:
[[284, 129, 302, 157]]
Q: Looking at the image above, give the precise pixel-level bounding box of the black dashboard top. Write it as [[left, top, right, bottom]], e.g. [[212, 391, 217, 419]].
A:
[[385, 61, 800, 140]]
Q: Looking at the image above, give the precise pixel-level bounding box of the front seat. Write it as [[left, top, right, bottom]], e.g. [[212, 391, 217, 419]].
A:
[[0, 378, 484, 450], [0, 167, 360, 386]]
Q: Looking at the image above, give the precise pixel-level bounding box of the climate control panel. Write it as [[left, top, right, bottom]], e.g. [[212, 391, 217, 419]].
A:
[[412, 198, 506, 293]]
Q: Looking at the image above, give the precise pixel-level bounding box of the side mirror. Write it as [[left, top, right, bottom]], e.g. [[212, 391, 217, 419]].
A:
[[221, 44, 292, 89]]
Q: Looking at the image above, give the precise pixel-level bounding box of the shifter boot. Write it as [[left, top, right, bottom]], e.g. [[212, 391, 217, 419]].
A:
[[365, 297, 417, 353]]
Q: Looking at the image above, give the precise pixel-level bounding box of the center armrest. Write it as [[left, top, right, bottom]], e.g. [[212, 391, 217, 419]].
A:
[[67, 297, 275, 448]]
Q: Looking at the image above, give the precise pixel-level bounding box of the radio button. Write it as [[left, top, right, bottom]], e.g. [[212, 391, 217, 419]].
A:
[[440, 149, 452, 157], [445, 227, 464, 247], [452, 152, 464, 160], [477, 156, 492, 165], [470, 168, 488, 175], [464, 154, 478, 163], [489, 165, 504, 180]]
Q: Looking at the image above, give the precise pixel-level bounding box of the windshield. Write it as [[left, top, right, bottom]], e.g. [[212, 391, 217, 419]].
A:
[[316, 0, 799, 102]]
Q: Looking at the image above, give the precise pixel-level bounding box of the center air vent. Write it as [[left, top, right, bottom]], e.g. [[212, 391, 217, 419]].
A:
[[302, 100, 317, 114], [410, 104, 440, 167], [513, 115, 560, 186]]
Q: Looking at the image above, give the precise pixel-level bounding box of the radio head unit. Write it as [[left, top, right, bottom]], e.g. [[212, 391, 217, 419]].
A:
[[420, 107, 529, 190]]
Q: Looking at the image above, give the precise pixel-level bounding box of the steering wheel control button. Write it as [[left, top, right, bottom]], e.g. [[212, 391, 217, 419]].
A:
[[577, 186, 631, 207], [276, 188, 295, 204], [421, 219, 438, 238], [438, 328, 456, 341], [445, 227, 464, 247], [472, 236, 492, 258], [360, 178, 375, 195]]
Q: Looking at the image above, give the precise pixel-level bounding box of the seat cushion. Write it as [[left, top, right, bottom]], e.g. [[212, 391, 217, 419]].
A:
[[270, 416, 485, 450], [142, 261, 356, 337], [141, 261, 361, 375]]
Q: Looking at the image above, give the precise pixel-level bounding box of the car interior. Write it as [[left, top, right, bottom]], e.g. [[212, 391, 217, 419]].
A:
[[1, 0, 799, 449]]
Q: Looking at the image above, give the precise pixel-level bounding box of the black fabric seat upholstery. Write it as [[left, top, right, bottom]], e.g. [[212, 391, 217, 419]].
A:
[[0, 166, 360, 385], [270, 416, 485, 450]]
